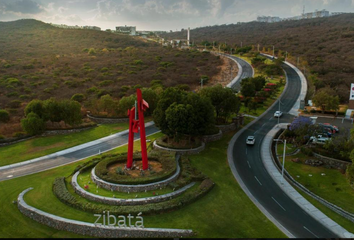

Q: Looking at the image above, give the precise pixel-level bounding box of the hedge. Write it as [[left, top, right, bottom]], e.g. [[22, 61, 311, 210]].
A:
[[94, 151, 177, 185], [53, 177, 214, 216]]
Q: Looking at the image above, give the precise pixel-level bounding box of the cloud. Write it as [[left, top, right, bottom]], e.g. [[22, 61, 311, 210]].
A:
[[0, 0, 43, 14]]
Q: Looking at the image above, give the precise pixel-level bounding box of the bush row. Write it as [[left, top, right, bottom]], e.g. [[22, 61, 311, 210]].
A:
[[94, 151, 177, 185], [53, 177, 214, 216]]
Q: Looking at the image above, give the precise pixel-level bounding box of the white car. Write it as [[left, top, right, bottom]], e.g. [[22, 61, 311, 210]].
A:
[[246, 136, 256, 145], [274, 111, 283, 118]]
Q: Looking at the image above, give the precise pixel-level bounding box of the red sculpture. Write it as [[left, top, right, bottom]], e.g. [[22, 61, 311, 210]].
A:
[[126, 89, 149, 170]]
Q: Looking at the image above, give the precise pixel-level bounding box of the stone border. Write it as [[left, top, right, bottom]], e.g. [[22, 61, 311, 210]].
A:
[[91, 157, 181, 193], [263, 124, 354, 238], [216, 123, 236, 133], [17, 188, 194, 238], [153, 141, 205, 155], [312, 152, 350, 170], [87, 114, 129, 124], [202, 130, 223, 143], [72, 171, 195, 205]]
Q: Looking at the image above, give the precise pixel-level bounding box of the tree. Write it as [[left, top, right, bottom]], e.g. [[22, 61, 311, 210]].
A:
[[141, 88, 159, 116], [21, 112, 45, 135], [25, 99, 46, 120], [153, 88, 186, 136], [200, 84, 240, 123], [99, 94, 116, 115], [165, 103, 195, 141], [43, 98, 63, 125], [118, 95, 136, 117], [312, 88, 340, 113], [60, 100, 82, 126], [251, 76, 266, 92], [0, 110, 10, 123], [241, 80, 256, 98]]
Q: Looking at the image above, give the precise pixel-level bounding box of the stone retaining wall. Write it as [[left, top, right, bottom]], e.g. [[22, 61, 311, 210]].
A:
[[72, 171, 195, 205], [91, 159, 181, 193], [313, 153, 350, 170], [216, 123, 236, 133], [18, 188, 194, 238], [0, 136, 35, 147], [153, 141, 205, 155], [87, 114, 129, 124], [202, 130, 223, 143]]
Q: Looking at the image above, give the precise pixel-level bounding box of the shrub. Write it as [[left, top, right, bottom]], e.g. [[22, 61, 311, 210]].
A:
[[301, 146, 313, 156], [21, 112, 45, 135], [0, 110, 10, 123], [86, 87, 98, 94], [99, 80, 114, 87], [8, 100, 22, 108], [71, 94, 86, 102], [12, 132, 26, 138]]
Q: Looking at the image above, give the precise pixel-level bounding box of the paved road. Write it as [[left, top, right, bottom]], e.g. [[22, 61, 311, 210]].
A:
[[227, 55, 254, 91], [0, 125, 160, 182], [230, 63, 338, 237]]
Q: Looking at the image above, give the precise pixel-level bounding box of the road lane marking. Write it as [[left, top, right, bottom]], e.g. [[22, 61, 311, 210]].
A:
[[272, 197, 286, 211], [246, 148, 248, 155], [7, 175, 13, 178], [261, 123, 266, 128], [247, 161, 251, 169], [303, 226, 319, 238], [254, 176, 262, 186], [269, 117, 273, 121]]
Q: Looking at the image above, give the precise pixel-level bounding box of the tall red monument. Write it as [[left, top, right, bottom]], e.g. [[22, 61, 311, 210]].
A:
[[126, 89, 149, 170]]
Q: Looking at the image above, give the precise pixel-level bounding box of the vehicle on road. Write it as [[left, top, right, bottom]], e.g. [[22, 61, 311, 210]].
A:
[[274, 111, 283, 118], [246, 136, 256, 145]]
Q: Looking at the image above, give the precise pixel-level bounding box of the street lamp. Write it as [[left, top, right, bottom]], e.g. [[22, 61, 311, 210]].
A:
[[273, 139, 287, 184], [273, 45, 275, 58]]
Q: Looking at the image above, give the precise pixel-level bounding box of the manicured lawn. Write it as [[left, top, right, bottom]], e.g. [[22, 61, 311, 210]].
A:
[[0, 122, 129, 167], [0, 128, 286, 238], [277, 144, 354, 215]]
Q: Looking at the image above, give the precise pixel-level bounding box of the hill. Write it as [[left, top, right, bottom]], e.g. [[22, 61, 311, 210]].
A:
[[0, 19, 222, 112], [162, 14, 354, 102]]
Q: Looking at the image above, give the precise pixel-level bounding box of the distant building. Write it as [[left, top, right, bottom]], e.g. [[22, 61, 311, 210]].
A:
[[83, 26, 101, 31], [116, 25, 136, 36], [331, 12, 347, 16], [257, 16, 281, 23]]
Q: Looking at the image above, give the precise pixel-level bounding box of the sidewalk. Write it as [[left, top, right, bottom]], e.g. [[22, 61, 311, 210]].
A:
[[261, 124, 354, 238]]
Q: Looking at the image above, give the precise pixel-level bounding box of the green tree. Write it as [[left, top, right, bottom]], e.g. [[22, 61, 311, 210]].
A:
[[312, 88, 340, 113], [0, 110, 10, 123], [25, 99, 46, 120], [141, 88, 159, 116], [165, 103, 195, 141], [99, 94, 117, 115], [241, 80, 256, 98], [251, 76, 266, 92], [60, 100, 82, 126], [118, 95, 136, 117], [21, 112, 45, 135], [200, 84, 240, 123], [153, 88, 186, 136], [43, 98, 63, 125]]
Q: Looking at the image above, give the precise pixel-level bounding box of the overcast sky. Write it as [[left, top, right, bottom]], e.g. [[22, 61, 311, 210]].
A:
[[0, 0, 353, 31]]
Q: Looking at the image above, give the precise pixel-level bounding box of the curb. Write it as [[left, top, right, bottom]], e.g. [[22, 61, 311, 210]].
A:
[[262, 124, 354, 238]]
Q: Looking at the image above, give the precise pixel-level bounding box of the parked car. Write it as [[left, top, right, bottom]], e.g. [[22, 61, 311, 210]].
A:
[[323, 123, 339, 133], [314, 137, 330, 145], [274, 111, 283, 118], [246, 136, 256, 145], [318, 123, 336, 134]]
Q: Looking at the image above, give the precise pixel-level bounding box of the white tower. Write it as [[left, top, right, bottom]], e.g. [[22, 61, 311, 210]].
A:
[[187, 27, 190, 46]]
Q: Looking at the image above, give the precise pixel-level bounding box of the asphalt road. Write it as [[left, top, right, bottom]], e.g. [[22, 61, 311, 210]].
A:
[[224, 54, 254, 91], [0, 125, 160, 182], [230, 62, 338, 237]]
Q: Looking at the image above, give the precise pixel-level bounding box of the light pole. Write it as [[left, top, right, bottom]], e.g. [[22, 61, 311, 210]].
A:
[[273, 45, 275, 58], [201, 78, 204, 88], [273, 139, 287, 184]]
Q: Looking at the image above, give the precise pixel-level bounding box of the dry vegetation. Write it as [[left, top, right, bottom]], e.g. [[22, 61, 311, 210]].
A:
[[0, 19, 222, 136], [162, 14, 354, 103]]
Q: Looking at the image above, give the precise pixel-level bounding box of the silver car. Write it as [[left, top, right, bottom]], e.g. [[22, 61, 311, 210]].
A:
[[246, 136, 256, 145]]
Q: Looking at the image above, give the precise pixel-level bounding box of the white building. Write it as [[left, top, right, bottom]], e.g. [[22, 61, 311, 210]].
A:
[[116, 25, 136, 36], [257, 16, 281, 23]]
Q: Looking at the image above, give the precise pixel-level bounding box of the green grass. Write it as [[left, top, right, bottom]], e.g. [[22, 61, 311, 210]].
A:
[[76, 170, 176, 198], [0, 122, 131, 167], [0, 123, 286, 238], [277, 144, 354, 215]]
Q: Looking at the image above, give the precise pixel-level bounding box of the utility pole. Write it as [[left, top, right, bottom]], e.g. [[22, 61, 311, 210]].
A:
[[257, 44, 260, 52], [285, 51, 288, 61], [241, 41, 243, 48], [219, 45, 221, 53], [297, 57, 300, 66], [201, 78, 204, 88], [272, 46, 275, 58]]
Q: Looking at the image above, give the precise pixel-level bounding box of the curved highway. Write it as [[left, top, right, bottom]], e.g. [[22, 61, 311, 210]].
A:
[[0, 125, 160, 182], [229, 62, 337, 237], [227, 55, 254, 91]]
